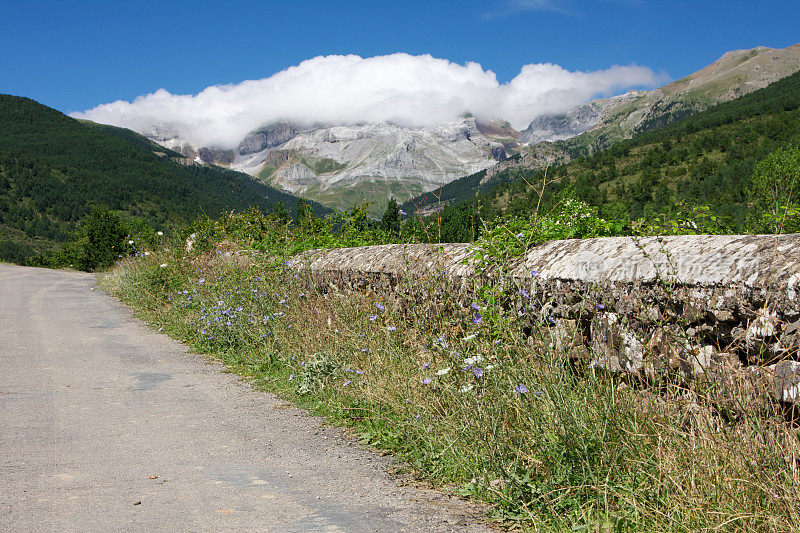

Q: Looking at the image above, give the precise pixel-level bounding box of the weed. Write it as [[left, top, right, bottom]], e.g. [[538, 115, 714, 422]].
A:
[[100, 210, 800, 531]]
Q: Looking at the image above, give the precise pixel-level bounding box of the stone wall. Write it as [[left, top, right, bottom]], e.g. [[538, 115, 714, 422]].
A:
[[289, 235, 800, 406]]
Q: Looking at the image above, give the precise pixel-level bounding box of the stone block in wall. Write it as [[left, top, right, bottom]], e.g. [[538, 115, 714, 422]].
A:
[[773, 360, 800, 404]]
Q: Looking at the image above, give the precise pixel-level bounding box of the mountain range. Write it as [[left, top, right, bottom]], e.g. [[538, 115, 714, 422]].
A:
[[136, 43, 800, 215], [154, 117, 516, 215]]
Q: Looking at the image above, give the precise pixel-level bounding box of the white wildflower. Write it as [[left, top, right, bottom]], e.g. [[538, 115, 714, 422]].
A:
[[159, 263, 167, 268], [459, 384, 474, 393], [436, 367, 451, 376], [463, 355, 484, 366]]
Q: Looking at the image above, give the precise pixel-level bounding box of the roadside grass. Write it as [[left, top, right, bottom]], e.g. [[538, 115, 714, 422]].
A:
[[100, 238, 800, 532]]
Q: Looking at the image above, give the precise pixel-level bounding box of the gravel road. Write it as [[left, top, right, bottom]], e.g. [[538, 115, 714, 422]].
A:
[[0, 264, 494, 532]]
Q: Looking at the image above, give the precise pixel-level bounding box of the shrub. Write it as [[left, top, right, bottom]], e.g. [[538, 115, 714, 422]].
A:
[[748, 146, 800, 233]]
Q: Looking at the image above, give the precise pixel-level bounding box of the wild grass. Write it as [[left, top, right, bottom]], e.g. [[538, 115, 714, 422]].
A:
[[100, 217, 800, 531]]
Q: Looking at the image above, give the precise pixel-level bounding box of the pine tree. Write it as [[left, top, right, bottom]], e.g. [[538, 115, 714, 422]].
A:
[[381, 198, 400, 234]]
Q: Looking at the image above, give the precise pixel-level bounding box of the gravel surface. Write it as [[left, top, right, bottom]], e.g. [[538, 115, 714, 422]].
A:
[[0, 263, 495, 532]]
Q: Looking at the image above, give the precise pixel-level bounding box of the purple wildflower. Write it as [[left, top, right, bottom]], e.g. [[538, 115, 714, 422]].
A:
[[531, 269, 540, 277], [473, 367, 485, 378], [470, 302, 480, 311], [375, 302, 385, 311], [472, 313, 483, 325], [596, 303, 605, 310], [343, 380, 351, 387], [368, 314, 378, 321], [387, 326, 396, 331], [519, 288, 529, 298], [515, 384, 528, 395], [421, 378, 432, 385], [548, 316, 556, 325], [399, 209, 407, 216], [422, 362, 430, 370], [362, 347, 370, 353], [198, 278, 205, 284], [288, 374, 294, 381]]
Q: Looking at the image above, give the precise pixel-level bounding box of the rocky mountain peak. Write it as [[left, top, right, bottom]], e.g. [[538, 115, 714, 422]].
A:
[[237, 122, 298, 156]]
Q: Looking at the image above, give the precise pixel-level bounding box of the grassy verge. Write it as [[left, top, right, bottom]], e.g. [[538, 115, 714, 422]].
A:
[[100, 229, 800, 531]]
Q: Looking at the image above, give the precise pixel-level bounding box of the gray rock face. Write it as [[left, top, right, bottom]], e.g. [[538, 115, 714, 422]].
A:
[[198, 147, 233, 165], [277, 163, 318, 189], [145, 124, 180, 143], [237, 122, 298, 155], [490, 146, 507, 161], [519, 91, 644, 145], [520, 106, 604, 144], [231, 118, 500, 212]]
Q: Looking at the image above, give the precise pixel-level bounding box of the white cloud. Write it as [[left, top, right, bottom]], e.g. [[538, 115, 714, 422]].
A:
[[507, 0, 571, 14], [72, 53, 665, 149]]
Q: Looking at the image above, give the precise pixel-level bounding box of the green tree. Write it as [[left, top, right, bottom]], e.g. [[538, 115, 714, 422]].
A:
[[272, 201, 290, 224], [296, 198, 313, 228], [381, 198, 401, 234], [66, 205, 130, 271], [748, 146, 800, 233]]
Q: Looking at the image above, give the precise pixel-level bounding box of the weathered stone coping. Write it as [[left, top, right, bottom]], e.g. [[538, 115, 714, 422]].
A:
[[291, 234, 799, 298]]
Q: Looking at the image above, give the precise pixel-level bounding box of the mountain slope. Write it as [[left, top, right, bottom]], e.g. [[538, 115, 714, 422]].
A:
[[412, 69, 800, 240], [0, 95, 327, 262], [522, 43, 800, 154]]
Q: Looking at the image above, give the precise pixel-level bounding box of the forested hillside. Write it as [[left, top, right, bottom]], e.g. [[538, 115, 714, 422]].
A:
[[409, 70, 800, 240], [0, 95, 327, 263]]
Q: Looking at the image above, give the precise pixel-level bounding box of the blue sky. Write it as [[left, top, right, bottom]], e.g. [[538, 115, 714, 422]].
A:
[[1, 0, 797, 116]]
